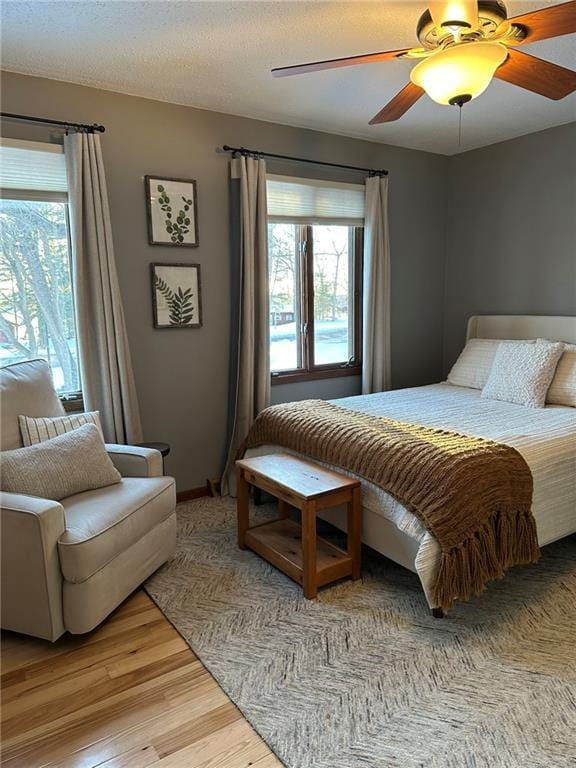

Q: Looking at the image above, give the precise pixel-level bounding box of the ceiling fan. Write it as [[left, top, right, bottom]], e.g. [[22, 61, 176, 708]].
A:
[[271, 0, 576, 123]]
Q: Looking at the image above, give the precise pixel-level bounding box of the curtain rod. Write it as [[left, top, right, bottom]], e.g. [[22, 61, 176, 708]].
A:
[[221, 145, 388, 177], [0, 112, 105, 133]]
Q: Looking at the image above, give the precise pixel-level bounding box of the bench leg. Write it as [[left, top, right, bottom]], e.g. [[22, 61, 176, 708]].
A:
[[302, 500, 318, 599], [348, 486, 362, 580], [237, 467, 250, 550], [278, 499, 290, 519]]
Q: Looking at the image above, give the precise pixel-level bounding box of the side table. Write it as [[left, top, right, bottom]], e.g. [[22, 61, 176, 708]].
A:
[[136, 442, 170, 472]]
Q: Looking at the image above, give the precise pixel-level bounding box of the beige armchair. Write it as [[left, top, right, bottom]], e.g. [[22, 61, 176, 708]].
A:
[[0, 359, 176, 641]]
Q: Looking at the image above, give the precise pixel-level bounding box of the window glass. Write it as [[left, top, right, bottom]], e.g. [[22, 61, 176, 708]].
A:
[[312, 225, 353, 366], [266, 172, 363, 382], [0, 198, 80, 393], [268, 222, 301, 372]]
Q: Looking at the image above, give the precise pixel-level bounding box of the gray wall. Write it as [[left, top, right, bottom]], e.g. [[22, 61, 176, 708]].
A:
[[1, 71, 448, 490], [443, 122, 576, 371]]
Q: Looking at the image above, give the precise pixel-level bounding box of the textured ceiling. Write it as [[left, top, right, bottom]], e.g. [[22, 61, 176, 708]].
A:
[[1, 0, 575, 155]]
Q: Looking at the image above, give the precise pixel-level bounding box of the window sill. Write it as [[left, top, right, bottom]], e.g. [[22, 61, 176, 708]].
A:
[[271, 365, 361, 386], [60, 394, 85, 413]]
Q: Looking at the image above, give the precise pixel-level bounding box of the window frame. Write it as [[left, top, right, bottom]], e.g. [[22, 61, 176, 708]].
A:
[[270, 222, 363, 385], [0, 184, 84, 407]]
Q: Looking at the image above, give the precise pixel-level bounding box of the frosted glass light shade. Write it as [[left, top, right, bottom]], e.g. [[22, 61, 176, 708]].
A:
[[410, 42, 508, 105], [428, 0, 478, 29]]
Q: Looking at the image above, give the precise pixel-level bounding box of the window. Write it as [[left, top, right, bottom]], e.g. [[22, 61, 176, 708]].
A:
[[267, 175, 364, 383], [0, 139, 81, 398]]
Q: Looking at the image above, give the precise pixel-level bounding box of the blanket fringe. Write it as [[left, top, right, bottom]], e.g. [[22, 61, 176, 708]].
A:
[[434, 510, 540, 611]]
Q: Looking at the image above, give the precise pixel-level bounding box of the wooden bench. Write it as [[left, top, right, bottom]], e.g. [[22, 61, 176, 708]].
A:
[[236, 453, 361, 599]]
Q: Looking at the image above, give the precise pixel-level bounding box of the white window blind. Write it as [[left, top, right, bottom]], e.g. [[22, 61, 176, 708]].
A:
[[0, 138, 67, 193], [267, 174, 364, 224]]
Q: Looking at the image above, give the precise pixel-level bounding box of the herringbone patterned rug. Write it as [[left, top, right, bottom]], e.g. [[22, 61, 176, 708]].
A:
[[145, 498, 576, 768]]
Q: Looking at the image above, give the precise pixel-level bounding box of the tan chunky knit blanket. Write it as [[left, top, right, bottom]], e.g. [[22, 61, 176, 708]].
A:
[[245, 399, 539, 610]]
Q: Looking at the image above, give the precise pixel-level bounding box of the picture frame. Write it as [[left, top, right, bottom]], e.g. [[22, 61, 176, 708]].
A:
[[145, 175, 199, 247], [151, 263, 202, 329]]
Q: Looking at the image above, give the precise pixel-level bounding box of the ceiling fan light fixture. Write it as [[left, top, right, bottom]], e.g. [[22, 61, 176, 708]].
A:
[[410, 41, 508, 105]]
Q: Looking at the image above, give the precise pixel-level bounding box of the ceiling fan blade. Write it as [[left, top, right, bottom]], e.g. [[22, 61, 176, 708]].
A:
[[272, 49, 409, 77], [369, 83, 425, 124], [510, 0, 576, 44], [495, 48, 576, 100]]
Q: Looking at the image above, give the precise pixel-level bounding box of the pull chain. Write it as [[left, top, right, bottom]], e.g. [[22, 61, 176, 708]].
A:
[[449, 95, 470, 149]]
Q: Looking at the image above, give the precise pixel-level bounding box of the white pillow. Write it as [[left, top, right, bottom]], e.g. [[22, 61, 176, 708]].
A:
[[0, 423, 121, 501], [447, 338, 536, 390], [545, 343, 576, 407], [481, 341, 565, 408], [19, 411, 103, 447]]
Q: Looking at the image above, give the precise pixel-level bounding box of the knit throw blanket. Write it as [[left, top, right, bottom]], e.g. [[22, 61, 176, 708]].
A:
[[245, 399, 539, 611]]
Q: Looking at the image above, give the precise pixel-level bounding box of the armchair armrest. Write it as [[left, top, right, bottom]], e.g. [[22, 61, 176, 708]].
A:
[[1, 492, 66, 641], [105, 444, 163, 477]]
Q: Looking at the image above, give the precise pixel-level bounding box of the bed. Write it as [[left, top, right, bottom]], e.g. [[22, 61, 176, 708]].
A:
[[246, 315, 576, 612]]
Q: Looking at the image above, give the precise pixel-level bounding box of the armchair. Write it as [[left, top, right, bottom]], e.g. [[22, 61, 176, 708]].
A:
[[1, 359, 176, 641]]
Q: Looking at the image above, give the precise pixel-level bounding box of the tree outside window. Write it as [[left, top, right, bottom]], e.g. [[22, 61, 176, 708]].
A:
[[0, 197, 80, 394]]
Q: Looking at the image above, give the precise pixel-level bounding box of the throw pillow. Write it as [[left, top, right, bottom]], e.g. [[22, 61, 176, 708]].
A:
[[447, 338, 536, 390], [544, 342, 576, 408], [19, 411, 103, 447], [1, 423, 121, 501], [481, 341, 564, 408]]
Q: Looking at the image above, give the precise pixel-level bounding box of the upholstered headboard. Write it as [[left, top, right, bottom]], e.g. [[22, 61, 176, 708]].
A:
[[466, 315, 576, 345]]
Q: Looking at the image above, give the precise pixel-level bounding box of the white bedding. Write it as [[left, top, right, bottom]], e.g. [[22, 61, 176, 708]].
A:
[[246, 383, 576, 606]]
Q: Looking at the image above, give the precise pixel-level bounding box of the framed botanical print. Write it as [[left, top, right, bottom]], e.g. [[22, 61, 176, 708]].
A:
[[145, 176, 198, 247], [151, 263, 202, 329]]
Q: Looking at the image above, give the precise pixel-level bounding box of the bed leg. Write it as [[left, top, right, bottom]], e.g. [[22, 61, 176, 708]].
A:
[[431, 607, 445, 619]]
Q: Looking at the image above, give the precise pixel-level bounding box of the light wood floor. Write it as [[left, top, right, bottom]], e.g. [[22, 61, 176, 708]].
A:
[[0, 590, 283, 768]]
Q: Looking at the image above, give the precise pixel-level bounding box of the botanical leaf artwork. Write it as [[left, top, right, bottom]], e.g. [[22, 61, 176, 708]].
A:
[[157, 184, 193, 244], [154, 274, 195, 326]]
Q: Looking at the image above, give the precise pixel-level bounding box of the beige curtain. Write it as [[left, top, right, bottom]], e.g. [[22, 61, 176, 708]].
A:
[[223, 156, 270, 494], [65, 132, 143, 444], [362, 175, 391, 394]]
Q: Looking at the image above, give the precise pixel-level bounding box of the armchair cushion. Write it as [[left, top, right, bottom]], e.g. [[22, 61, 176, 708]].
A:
[[1, 359, 65, 450], [58, 476, 175, 583], [1, 424, 121, 501]]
